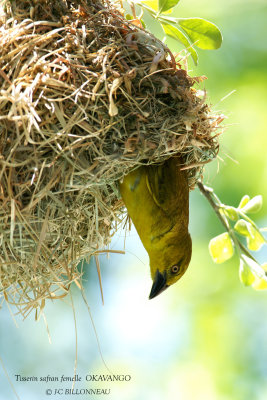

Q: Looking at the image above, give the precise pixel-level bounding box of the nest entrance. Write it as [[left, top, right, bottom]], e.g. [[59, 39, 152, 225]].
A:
[[0, 0, 222, 316]]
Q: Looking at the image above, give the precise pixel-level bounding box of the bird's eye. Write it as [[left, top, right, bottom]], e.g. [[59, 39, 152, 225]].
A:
[[171, 264, 180, 274]]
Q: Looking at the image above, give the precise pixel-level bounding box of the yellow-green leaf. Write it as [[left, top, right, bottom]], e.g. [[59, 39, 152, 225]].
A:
[[178, 18, 222, 50], [223, 206, 239, 221], [143, 0, 173, 13], [142, 0, 159, 11], [252, 278, 267, 290], [238, 194, 250, 209], [239, 259, 256, 286], [234, 219, 253, 237], [158, 0, 180, 13], [241, 255, 266, 279], [252, 264, 267, 290], [247, 227, 265, 251], [162, 23, 198, 65], [241, 195, 263, 214], [209, 232, 234, 264]]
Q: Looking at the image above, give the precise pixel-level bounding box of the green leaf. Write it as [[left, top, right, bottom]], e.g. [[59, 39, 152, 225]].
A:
[[234, 219, 253, 237], [141, 19, 146, 28], [238, 194, 250, 209], [247, 227, 265, 251], [162, 23, 198, 65], [242, 255, 266, 279], [241, 195, 263, 214], [142, 0, 159, 11], [178, 18, 222, 50], [252, 277, 267, 290], [234, 220, 266, 249], [209, 232, 234, 264], [158, 0, 180, 13], [252, 264, 267, 290], [239, 259, 256, 286], [223, 206, 239, 221]]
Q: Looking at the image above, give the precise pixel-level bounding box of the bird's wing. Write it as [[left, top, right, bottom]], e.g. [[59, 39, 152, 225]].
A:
[[145, 158, 188, 218], [146, 163, 166, 208]]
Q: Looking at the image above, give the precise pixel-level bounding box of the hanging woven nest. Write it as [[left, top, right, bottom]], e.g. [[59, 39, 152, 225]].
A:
[[0, 0, 223, 316]]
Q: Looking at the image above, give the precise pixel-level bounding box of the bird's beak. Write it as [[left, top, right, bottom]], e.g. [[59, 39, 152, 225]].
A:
[[149, 270, 169, 300]]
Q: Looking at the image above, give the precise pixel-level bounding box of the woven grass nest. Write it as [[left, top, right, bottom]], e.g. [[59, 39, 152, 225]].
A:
[[0, 0, 223, 316]]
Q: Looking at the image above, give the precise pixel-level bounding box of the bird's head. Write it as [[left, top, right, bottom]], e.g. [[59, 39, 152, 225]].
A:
[[148, 232, 192, 299]]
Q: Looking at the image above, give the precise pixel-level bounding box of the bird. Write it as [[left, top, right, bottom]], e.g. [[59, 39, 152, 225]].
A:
[[119, 157, 192, 299]]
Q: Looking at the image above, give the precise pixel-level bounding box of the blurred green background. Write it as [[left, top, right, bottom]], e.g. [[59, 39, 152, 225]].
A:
[[1, 0, 267, 399]]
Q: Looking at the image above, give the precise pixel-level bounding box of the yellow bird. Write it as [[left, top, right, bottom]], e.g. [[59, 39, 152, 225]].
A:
[[119, 157, 192, 299]]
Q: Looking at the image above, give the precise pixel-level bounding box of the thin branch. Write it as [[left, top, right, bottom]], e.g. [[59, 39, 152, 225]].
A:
[[197, 181, 259, 263], [197, 181, 229, 230]]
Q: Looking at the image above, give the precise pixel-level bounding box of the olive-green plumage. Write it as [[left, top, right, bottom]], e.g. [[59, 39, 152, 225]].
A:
[[119, 157, 192, 299]]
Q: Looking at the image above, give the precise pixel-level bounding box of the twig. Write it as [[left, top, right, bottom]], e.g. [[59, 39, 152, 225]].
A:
[[197, 181, 229, 230], [197, 181, 258, 263]]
